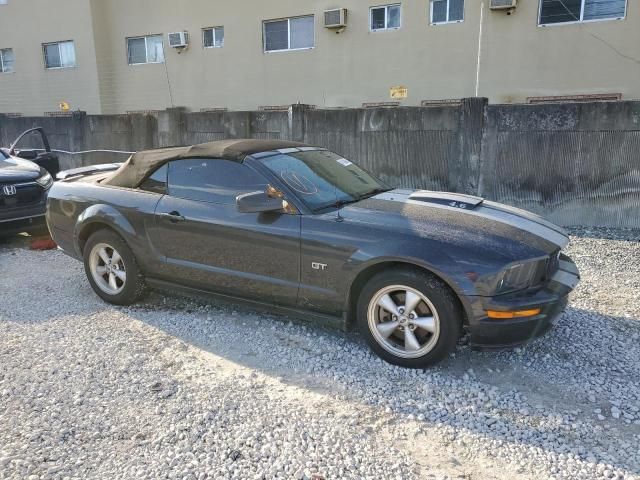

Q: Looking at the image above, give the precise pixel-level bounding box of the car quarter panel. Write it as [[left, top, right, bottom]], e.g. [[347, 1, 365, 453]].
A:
[[47, 181, 164, 274]]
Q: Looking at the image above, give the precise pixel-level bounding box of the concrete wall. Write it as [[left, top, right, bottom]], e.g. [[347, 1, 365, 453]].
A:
[[1, 0, 639, 114], [1, 99, 639, 229]]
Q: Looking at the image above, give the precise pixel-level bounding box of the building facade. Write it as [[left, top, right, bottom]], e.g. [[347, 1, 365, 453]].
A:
[[0, 0, 638, 115]]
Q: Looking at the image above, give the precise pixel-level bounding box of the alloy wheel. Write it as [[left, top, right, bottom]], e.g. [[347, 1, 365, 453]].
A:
[[367, 285, 441, 359], [89, 242, 127, 295]]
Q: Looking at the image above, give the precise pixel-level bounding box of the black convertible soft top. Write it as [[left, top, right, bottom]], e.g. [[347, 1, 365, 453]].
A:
[[104, 139, 312, 188]]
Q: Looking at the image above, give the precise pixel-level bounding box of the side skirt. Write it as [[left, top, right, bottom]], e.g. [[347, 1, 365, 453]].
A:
[[145, 277, 348, 331]]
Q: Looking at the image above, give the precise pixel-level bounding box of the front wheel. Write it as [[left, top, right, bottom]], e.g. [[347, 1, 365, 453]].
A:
[[83, 229, 146, 305], [357, 268, 462, 368]]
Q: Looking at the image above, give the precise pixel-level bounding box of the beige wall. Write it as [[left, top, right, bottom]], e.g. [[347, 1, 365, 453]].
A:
[[1, 0, 639, 115], [0, 0, 101, 115]]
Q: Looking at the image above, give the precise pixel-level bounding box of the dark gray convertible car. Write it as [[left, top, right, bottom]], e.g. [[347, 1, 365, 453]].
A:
[[47, 139, 580, 367]]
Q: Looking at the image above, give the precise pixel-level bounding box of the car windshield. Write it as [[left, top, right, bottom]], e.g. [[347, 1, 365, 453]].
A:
[[259, 149, 391, 211]]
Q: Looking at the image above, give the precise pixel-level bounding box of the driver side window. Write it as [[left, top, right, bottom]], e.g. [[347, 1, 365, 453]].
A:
[[167, 158, 268, 205]]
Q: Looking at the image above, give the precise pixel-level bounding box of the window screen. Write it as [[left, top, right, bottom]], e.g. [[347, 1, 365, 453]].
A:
[[290, 16, 314, 49], [127, 38, 147, 64], [370, 5, 401, 30], [168, 159, 268, 204], [203, 27, 224, 48], [431, 0, 464, 24], [583, 0, 626, 20], [264, 20, 289, 51], [539, 0, 625, 24], [449, 0, 465, 21], [387, 5, 401, 27], [371, 7, 386, 29], [264, 16, 314, 52], [43, 41, 76, 69], [0, 48, 14, 73], [127, 35, 164, 64]]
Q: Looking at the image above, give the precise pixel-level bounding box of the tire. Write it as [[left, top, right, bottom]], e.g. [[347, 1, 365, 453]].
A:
[[83, 228, 146, 305], [356, 268, 462, 368]]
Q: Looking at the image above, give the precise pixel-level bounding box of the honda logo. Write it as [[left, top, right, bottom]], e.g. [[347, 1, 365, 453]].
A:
[[2, 185, 17, 196]]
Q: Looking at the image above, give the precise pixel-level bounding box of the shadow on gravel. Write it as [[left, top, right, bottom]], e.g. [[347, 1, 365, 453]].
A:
[[124, 294, 640, 477]]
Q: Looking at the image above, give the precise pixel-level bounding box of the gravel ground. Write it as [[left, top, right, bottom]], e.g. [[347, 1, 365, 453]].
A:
[[0, 228, 639, 480]]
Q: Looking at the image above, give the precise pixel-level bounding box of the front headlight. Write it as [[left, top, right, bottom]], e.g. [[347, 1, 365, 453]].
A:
[[495, 259, 547, 294], [36, 170, 53, 188]]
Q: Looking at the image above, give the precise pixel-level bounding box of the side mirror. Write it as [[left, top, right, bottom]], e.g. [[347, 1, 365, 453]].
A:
[[15, 149, 38, 160], [236, 190, 285, 214]]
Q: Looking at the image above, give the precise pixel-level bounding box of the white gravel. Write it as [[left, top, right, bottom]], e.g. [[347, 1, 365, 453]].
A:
[[0, 229, 639, 480]]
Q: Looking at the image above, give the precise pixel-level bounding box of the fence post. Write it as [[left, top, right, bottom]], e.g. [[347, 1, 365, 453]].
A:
[[157, 107, 187, 147], [288, 104, 313, 142], [0, 113, 5, 147], [450, 97, 487, 195], [223, 111, 251, 139], [63, 111, 86, 168]]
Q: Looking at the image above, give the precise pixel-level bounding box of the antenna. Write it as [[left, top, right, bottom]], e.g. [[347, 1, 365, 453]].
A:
[[334, 180, 344, 222]]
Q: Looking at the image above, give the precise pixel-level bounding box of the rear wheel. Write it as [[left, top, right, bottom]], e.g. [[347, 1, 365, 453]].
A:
[[357, 268, 462, 368], [83, 229, 146, 305]]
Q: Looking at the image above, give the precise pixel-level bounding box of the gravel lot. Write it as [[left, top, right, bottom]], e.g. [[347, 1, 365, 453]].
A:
[[0, 228, 639, 480]]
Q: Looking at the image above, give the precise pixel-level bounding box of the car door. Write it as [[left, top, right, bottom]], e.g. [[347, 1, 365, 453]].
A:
[[149, 158, 301, 307]]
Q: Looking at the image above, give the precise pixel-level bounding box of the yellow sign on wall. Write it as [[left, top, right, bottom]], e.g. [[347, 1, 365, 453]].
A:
[[390, 86, 408, 99]]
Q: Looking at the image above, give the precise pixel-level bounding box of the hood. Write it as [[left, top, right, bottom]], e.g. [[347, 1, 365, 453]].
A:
[[341, 189, 569, 261], [0, 154, 41, 182]]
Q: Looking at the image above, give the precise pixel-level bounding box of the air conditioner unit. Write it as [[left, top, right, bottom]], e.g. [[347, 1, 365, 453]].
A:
[[168, 31, 189, 48], [489, 0, 517, 10], [324, 8, 347, 28]]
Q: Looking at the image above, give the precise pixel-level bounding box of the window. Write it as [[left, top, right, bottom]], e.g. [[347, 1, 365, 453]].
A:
[[0, 48, 14, 73], [139, 164, 168, 195], [260, 150, 389, 212], [539, 0, 626, 25], [203, 27, 224, 48], [43, 41, 76, 69], [168, 159, 268, 204], [127, 35, 164, 65], [431, 0, 464, 24], [263, 15, 314, 52], [370, 4, 401, 31]]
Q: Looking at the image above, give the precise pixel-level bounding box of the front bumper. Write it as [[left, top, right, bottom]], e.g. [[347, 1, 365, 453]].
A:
[[466, 254, 580, 350], [0, 204, 48, 236]]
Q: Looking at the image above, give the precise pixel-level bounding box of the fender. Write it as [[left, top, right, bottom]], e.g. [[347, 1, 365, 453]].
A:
[[74, 203, 137, 255], [341, 241, 478, 324]]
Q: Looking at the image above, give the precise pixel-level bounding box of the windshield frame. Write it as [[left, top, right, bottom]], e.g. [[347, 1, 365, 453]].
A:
[[248, 148, 391, 214]]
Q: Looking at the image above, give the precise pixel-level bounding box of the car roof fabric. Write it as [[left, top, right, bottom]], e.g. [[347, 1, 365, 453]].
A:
[[103, 138, 311, 188]]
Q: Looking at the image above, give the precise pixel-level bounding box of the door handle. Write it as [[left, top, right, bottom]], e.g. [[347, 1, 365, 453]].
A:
[[160, 211, 186, 223]]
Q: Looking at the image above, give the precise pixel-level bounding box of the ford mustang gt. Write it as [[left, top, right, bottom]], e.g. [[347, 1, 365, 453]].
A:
[[46, 139, 580, 367]]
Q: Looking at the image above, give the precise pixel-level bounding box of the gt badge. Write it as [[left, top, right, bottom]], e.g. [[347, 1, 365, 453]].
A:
[[312, 262, 328, 271]]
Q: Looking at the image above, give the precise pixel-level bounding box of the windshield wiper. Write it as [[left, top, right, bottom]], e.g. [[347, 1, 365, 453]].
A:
[[313, 188, 392, 213], [355, 187, 392, 201]]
